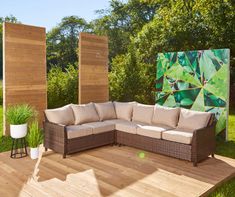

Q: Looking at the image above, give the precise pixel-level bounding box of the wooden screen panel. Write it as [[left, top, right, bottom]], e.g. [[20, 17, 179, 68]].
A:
[[79, 33, 109, 104], [3, 22, 47, 135]]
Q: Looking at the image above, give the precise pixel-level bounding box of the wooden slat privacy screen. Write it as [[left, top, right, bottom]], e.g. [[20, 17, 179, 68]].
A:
[[3, 23, 47, 135], [79, 33, 109, 104]]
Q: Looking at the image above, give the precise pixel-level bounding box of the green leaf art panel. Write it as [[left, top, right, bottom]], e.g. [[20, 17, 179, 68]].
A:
[[156, 49, 230, 134]]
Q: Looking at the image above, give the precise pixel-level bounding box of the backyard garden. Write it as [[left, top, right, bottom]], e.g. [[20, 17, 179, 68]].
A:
[[0, 0, 235, 196]]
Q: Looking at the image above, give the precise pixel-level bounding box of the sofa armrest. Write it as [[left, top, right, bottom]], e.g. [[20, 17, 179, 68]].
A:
[[43, 120, 66, 128], [43, 121, 67, 155], [191, 122, 216, 165]]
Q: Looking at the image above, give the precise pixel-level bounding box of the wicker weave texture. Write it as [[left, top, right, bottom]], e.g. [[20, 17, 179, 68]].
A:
[[116, 131, 192, 161], [44, 120, 215, 165], [43, 121, 66, 154], [67, 131, 115, 154]]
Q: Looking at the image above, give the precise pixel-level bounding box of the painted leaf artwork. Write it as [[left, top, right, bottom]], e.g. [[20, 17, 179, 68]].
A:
[[156, 49, 230, 134]]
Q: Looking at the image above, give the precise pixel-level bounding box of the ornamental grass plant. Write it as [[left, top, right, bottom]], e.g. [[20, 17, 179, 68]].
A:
[[27, 120, 43, 148], [6, 104, 37, 125]]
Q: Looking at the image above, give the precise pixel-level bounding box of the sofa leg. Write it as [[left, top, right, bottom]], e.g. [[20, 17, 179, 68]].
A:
[[118, 143, 122, 147], [63, 153, 66, 159], [193, 162, 197, 167], [211, 153, 215, 158], [45, 147, 48, 152]]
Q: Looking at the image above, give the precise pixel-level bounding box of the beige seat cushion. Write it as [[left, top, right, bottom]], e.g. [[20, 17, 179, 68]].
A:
[[114, 101, 136, 121], [152, 104, 180, 128], [162, 130, 193, 144], [137, 124, 172, 139], [177, 108, 212, 131], [115, 121, 147, 134], [45, 104, 74, 125], [104, 119, 128, 124], [94, 102, 117, 121], [66, 125, 92, 139], [71, 103, 100, 125], [132, 103, 154, 124], [82, 121, 115, 134]]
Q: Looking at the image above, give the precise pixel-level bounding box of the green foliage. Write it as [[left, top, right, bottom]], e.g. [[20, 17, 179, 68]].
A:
[[0, 136, 12, 153], [0, 80, 2, 104], [26, 120, 43, 148], [92, 0, 159, 60], [1, 1, 234, 107], [0, 105, 3, 136], [5, 104, 36, 125], [214, 110, 235, 159], [109, 44, 154, 103], [45, 16, 87, 108], [229, 111, 235, 140], [97, 0, 234, 105], [0, 105, 14, 153], [108, 55, 126, 101], [133, 0, 234, 105], [135, 0, 234, 55], [47, 64, 78, 108], [46, 16, 91, 70], [207, 110, 235, 196], [209, 177, 235, 197]]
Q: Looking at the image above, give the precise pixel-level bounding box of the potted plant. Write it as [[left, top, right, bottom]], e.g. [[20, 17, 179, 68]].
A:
[[6, 104, 36, 139], [27, 120, 43, 159]]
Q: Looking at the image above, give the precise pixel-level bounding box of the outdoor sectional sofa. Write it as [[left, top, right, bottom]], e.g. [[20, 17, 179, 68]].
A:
[[43, 101, 216, 166]]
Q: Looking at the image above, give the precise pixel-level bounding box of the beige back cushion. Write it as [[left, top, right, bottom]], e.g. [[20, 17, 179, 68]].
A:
[[152, 104, 180, 128], [132, 103, 154, 124], [45, 104, 74, 125], [177, 108, 212, 131], [94, 102, 117, 121], [71, 103, 100, 125], [114, 101, 136, 121]]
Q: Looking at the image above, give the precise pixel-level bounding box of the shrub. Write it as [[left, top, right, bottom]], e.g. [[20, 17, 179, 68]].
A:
[[109, 45, 155, 104], [27, 120, 43, 148], [47, 64, 78, 108], [6, 104, 36, 125], [0, 81, 2, 104]]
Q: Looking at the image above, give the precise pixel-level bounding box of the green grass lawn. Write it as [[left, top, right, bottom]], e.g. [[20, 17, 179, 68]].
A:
[[0, 105, 234, 196], [0, 105, 2, 136], [0, 105, 12, 152], [216, 110, 235, 159], [209, 109, 235, 197]]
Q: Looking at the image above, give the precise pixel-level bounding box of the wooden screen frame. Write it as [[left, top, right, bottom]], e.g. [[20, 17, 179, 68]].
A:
[[3, 22, 47, 135], [78, 33, 109, 104]]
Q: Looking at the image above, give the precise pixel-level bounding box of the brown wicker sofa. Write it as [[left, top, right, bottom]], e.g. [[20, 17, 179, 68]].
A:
[[43, 101, 216, 167]]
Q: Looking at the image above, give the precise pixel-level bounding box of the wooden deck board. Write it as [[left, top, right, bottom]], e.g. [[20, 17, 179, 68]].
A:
[[0, 145, 235, 197]]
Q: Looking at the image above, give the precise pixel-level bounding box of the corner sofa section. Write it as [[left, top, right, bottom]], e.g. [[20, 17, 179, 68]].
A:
[[43, 101, 215, 166]]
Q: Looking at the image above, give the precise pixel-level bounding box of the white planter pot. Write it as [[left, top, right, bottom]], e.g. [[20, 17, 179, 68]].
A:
[[10, 123, 27, 139], [30, 147, 39, 160]]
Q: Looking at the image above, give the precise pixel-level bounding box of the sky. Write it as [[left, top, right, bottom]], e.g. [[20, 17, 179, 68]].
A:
[[1, 0, 111, 31]]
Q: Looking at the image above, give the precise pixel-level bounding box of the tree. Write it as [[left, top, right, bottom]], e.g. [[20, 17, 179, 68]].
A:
[[0, 15, 19, 78], [108, 0, 235, 104], [46, 16, 91, 70], [109, 44, 154, 103], [93, 0, 161, 103], [135, 0, 234, 62], [92, 0, 160, 62], [47, 64, 78, 108]]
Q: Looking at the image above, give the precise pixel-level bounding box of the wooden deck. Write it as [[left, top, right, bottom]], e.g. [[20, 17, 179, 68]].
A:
[[0, 145, 235, 197]]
